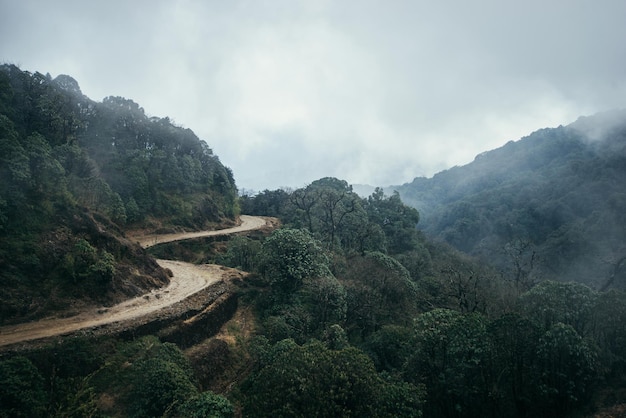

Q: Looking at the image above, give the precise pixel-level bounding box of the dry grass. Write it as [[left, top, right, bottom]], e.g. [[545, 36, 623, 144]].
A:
[[184, 303, 259, 394]]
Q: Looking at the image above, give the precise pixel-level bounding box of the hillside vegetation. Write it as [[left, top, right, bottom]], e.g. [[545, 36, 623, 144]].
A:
[[394, 110, 626, 291], [235, 177, 626, 417], [0, 65, 238, 322], [3, 67, 626, 417]]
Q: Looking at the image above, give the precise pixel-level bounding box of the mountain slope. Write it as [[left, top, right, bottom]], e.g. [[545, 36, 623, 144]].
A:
[[0, 65, 239, 323], [393, 110, 626, 289]]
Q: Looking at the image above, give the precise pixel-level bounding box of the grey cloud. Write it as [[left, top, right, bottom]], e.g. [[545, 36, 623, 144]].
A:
[[2, 0, 625, 191]]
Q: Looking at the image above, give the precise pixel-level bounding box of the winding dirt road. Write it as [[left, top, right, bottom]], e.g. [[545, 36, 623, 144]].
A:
[[131, 215, 267, 248], [0, 215, 269, 348]]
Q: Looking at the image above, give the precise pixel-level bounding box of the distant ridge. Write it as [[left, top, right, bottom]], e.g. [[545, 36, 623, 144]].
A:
[[393, 109, 626, 289]]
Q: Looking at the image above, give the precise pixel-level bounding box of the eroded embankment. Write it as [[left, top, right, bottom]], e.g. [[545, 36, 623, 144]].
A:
[[0, 266, 248, 353], [0, 215, 274, 352], [117, 267, 247, 349]]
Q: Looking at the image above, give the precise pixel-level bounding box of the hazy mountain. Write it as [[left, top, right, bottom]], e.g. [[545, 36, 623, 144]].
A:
[[392, 109, 626, 289], [4, 68, 626, 417]]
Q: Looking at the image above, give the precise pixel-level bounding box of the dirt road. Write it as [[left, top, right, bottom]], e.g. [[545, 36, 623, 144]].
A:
[[0, 215, 269, 348], [132, 215, 267, 248]]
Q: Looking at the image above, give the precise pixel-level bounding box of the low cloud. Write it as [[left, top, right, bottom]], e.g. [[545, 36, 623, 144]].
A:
[[2, 0, 625, 190]]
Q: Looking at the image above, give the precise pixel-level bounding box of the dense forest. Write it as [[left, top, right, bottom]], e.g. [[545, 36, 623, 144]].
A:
[[2, 66, 626, 417], [0, 65, 238, 322], [393, 110, 626, 291]]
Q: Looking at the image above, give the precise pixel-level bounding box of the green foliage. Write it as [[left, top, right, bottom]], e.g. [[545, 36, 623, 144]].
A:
[[83, 94, 238, 227], [128, 355, 198, 418], [259, 228, 331, 293], [0, 64, 238, 231], [258, 267, 348, 343], [0, 64, 239, 320], [0, 356, 47, 418], [4, 67, 626, 418], [376, 376, 425, 418], [48, 376, 98, 418], [31, 337, 105, 379], [125, 196, 142, 223], [242, 178, 423, 257], [90, 336, 200, 418], [487, 313, 543, 416], [239, 188, 290, 218], [322, 323, 350, 350], [535, 323, 598, 414], [344, 252, 417, 337], [301, 275, 347, 327], [364, 188, 420, 253], [60, 238, 116, 288], [592, 290, 626, 373], [395, 111, 626, 289], [261, 303, 314, 343], [407, 309, 490, 418], [169, 391, 234, 418], [518, 280, 597, 336], [218, 235, 261, 271], [393, 243, 433, 282], [362, 325, 414, 372], [241, 339, 424, 417]]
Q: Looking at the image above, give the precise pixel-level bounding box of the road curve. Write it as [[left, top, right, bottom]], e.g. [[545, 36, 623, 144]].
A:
[[134, 215, 267, 248], [0, 215, 269, 348]]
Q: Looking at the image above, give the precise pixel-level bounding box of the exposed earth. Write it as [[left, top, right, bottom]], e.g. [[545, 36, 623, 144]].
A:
[[0, 215, 271, 348]]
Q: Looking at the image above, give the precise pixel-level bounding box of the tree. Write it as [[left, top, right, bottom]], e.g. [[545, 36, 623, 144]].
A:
[[258, 231, 346, 342], [590, 290, 626, 376], [364, 188, 420, 254], [241, 339, 424, 417], [488, 313, 542, 417], [0, 356, 47, 418], [169, 391, 234, 418], [362, 324, 414, 372], [219, 235, 261, 271], [60, 239, 116, 288], [344, 252, 417, 337], [518, 280, 597, 336], [22, 133, 66, 198], [288, 178, 365, 250], [259, 228, 330, 294], [309, 179, 361, 249], [289, 186, 317, 232], [240, 188, 290, 218], [301, 275, 347, 328], [0, 115, 30, 211], [126, 341, 199, 418], [406, 308, 491, 418], [502, 238, 540, 293], [534, 323, 598, 416]]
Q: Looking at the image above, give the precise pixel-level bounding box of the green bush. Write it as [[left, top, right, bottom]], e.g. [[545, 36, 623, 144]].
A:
[[169, 391, 234, 418], [0, 356, 47, 418]]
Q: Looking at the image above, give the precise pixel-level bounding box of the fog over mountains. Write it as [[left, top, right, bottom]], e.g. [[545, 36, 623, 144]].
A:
[[3, 1, 626, 190], [3, 61, 626, 416], [390, 109, 626, 289]]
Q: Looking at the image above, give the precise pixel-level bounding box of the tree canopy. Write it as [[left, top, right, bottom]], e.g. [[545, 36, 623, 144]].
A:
[[0, 64, 237, 322]]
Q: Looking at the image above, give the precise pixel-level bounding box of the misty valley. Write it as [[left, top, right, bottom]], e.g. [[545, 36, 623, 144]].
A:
[[2, 65, 626, 417]]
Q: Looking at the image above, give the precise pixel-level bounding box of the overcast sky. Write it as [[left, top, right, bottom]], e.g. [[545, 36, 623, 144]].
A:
[[1, 0, 625, 191]]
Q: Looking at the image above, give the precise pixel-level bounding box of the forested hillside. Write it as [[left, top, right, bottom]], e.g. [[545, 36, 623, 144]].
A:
[[232, 180, 626, 417], [5, 174, 626, 416], [4, 66, 626, 417], [0, 65, 238, 322], [394, 110, 626, 291]]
